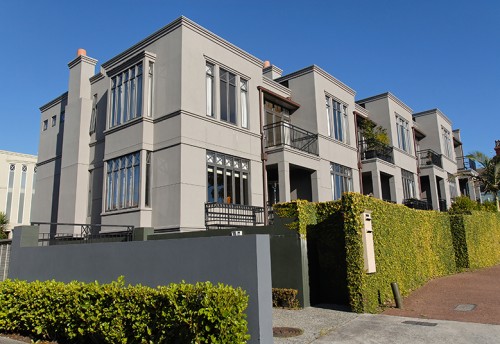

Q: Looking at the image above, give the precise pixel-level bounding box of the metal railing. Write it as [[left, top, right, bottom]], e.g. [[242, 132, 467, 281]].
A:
[[264, 121, 318, 155], [456, 156, 477, 171], [403, 198, 432, 210], [418, 149, 443, 168], [205, 203, 266, 230], [31, 222, 134, 246], [358, 139, 394, 164]]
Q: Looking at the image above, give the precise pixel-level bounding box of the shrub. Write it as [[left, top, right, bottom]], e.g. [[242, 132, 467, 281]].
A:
[[449, 196, 479, 214], [0, 279, 250, 343], [272, 288, 300, 309]]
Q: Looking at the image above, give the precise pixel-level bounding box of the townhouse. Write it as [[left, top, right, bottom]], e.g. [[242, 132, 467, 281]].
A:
[[32, 16, 472, 235]]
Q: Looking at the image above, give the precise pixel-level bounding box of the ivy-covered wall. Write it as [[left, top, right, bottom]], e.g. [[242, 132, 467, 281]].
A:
[[274, 193, 500, 314], [461, 211, 500, 269]]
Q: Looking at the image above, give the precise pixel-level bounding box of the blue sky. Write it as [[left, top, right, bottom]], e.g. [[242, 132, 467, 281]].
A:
[[0, 0, 498, 157]]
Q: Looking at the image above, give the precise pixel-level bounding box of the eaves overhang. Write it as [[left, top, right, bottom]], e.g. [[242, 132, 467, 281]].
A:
[[257, 86, 300, 113]]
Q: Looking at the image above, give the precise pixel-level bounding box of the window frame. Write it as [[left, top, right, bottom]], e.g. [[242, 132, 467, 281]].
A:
[[401, 169, 415, 200], [325, 95, 349, 144], [330, 162, 353, 200], [396, 115, 411, 153], [442, 127, 452, 158], [206, 151, 250, 205], [105, 152, 142, 211]]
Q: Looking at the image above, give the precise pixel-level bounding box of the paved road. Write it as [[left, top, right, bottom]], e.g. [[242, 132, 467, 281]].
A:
[[383, 264, 500, 324]]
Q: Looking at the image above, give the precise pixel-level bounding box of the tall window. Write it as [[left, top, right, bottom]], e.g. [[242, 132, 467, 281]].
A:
[[325, 96, 348, 143], [145, 151, 152, 207], [89, 94, 98, 135], [51, 116, 57, 127], [240, 79, 248, 128], [87, 170, 93, 217], [206, 63, 214, 117], [401, 169, 415, 200], [396, 115, 411, 153], [442, 127, 452, 158], [110, 63, 143, 128], [330, 163, 353, 200], [207, 151, 249, 204], [219, 69, 237, 124], [30, 166, 36, 219], [147, 62, 154, 117], [16, 165, 27, 224], [42, 120, 48, 131], [5, 164, 15, 221], [106, 152, 141, 211]]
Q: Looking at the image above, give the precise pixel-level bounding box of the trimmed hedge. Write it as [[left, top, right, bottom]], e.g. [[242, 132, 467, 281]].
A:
[[461, 211, 500, 269], [0, 278, 250, 343], [340, 193, 456, 313], [275, 194, 500, 314], [272, 288, 300, 309]]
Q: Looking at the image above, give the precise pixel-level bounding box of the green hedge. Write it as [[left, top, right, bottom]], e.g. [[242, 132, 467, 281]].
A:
[[461, 211, 500, 269], [340, 193, 456, 313], [0, 278, 250, 343], [272, 288, 300, 309]]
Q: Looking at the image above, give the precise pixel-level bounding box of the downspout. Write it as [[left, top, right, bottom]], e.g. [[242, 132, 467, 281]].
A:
[[354, 112, 363, 195], [412, 127, 422, 198], [258, 87, 269, 225]]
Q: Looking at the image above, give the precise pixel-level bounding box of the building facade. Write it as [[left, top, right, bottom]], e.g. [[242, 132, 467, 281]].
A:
[[0, 150, 37, 234], [33, 16, 471, 235]]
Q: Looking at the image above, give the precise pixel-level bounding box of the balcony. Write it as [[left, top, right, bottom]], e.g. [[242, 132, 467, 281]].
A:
[[359, 139, 394, 164], [418, 149, 443, 168], [403, 198, 432, 210], [264, 121, 318, 156], [205, 203, 266, 230], [456, 156, 477, 171]]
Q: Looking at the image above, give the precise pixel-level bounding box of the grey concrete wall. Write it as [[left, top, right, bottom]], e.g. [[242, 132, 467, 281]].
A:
[[9, 228, 273, 344]]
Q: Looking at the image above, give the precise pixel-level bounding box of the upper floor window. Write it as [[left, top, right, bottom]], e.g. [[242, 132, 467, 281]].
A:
[[442, 127, 452, 158], [326, 96, 348, 143], [206, 61, 249, 129], [220, 69, 237, 124], [396, 115, 411, 153], [110, 63, 143, 128], [330, 162, 352, 200], [51, 116, 57, 127], [206, 63, 214, 117], [89, 93, 97, 135], [42, 120, 48, 131]]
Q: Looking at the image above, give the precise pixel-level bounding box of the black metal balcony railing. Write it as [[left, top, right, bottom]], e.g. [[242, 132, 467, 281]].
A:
[[456, 156, 477, 171], [358, 139, 394, 164], [264, 121, 318, 155], [205, 203, 266, 230], [31, 222, 134, 246], [418, 149, 443, 168], [403, 198, 432, 210]]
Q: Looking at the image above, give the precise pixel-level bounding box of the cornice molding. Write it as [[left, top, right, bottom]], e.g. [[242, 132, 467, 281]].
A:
[[68, 55, 98, 69], [277, 65, 356, 96], [39, 92, 68, 112], [357, 92, 413, 114], [354, 103, 370, 118], [102, 16, 263, 72], [413, 108, 453, 126], [36, 155, 60, 167], [262, 76, 291, 97], [90, 72, 105, 84], [0, 150, 38, 160], [263, 64, 283, 76], [105, 51, 157, 77]]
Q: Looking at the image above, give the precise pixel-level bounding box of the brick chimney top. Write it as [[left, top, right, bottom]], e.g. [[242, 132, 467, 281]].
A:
[[77, 48, 87, 57]]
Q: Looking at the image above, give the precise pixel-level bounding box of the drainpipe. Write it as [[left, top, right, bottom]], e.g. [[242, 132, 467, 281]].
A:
[[412, 127, 422, 198], [258, 87, 269, 225], [354, 113, 363, 195]]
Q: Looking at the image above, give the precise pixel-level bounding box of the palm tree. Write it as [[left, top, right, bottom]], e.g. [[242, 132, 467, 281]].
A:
[[0, 212, 8, 239], [467, 151, 500, 212]]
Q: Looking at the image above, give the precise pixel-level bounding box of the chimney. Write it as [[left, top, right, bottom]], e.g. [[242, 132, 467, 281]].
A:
[[495, 140, 500, 157], [262, 61, 283, 80]]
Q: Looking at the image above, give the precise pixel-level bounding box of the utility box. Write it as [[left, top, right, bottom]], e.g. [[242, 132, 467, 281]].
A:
[[361, 211, 376, 273]]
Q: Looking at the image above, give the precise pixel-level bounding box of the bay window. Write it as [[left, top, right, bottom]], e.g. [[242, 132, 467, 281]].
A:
[[207, 151, 249, 205]]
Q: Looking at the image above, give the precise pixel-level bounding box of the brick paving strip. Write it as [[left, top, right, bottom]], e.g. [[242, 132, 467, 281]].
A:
[[383, 264, 500, 325]]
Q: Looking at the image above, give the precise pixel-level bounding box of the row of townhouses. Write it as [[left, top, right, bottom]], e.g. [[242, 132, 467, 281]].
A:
[[32, 16, 480, 234]]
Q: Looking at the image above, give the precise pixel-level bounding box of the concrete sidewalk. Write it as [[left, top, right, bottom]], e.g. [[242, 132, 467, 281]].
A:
[[273, 308, 500, 344]]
